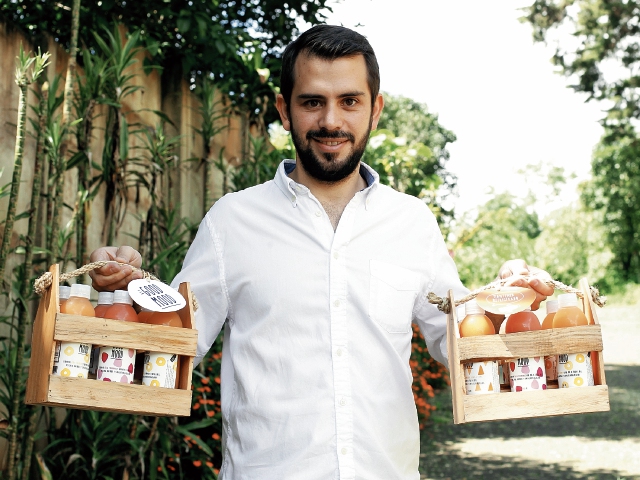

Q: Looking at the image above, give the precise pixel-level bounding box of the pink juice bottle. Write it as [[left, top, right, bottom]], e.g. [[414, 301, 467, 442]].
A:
[[97, 290, 138, 384]]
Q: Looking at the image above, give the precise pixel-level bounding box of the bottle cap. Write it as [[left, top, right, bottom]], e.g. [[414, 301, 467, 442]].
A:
[[464, 299, 485, 315], [558, 293, 579, 308], [97, 291, 114, 305], [546, 299, 559, 315], [59, 285, 71, 301], [69, 283, 91, 300], [113, 289, 133, 305]]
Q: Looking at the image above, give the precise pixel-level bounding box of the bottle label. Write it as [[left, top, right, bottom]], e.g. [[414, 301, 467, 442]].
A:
[[557, 352, 594, 388], [52, 342, 92, 378], [463, 360, 500, 395], [508, 356, 547, 392], [142, 352, 178, 388], [97, 347, 136, 384], [545, 355, 558, 381]]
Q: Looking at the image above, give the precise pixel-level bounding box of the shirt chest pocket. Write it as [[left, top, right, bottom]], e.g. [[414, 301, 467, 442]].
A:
[[369, 260, 421, 334]]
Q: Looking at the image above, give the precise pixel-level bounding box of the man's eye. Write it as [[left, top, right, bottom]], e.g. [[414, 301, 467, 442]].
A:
[[305, 100, 321, 108], [343, 98, 358, 107]]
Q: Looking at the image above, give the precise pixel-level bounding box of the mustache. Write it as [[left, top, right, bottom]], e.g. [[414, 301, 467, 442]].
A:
[[306, 129, 355, 142]]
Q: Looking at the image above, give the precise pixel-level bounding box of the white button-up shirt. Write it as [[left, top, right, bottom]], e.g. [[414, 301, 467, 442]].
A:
[[172, 159, 467, 479]]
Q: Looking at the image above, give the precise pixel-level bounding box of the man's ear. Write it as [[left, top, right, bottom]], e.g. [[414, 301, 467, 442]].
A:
[[370, 93, 384, 131], [276, 94, 291, 131]]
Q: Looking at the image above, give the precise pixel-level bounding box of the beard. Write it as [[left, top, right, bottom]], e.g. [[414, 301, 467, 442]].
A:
[[290, 119, 372, 183]]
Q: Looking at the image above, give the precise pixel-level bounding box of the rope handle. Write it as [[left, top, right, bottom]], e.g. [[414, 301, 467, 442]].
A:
[[426, 276, 606, 314], [34, 261, 199, 312]]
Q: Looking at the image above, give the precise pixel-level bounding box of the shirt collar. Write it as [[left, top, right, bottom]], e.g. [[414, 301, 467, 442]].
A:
[[274, 159, 379, 209]]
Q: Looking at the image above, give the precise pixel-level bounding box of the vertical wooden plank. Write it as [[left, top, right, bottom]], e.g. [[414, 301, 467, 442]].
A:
[[446, 290, 465, 424], [25, 264, 59, 404], [580, 278, 606, 387], [177, 282, 196, 393]]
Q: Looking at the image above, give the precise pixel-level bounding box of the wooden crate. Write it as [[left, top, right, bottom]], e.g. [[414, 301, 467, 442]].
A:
[[447, 278, 610, 424], [25, 264, 198, 416]]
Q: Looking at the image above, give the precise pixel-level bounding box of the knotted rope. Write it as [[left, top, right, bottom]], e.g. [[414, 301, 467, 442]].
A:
[[426, 276, 606, 315], [34, 261, 199, 312]]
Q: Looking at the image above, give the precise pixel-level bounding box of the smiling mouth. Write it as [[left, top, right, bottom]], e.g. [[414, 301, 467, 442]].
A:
[[313, 138, 348, 146]]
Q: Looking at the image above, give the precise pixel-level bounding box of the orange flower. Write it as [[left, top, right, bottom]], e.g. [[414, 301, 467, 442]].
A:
[[212, 432, 221, 440], [193, 460, 202, 467]]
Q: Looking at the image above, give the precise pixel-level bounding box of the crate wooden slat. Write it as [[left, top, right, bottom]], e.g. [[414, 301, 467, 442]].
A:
[[462, 385, 610, 423], [25, 264, 198, 416], [457, 325, 603, 362], [447, 277, 610, 424], [54, 315, 198, 355]]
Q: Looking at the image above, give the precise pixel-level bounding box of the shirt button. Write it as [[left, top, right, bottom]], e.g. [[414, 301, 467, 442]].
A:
[[333, 251, 339, 260], [340, 398, 347, 406], [336, 348, 343, 356], [341, 447, 347, 455], [315, 210, 322, 217], [333, 299, 341, 308]]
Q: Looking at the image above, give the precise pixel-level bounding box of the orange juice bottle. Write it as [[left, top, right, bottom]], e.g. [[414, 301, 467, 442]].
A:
[[53, 284, 94, 379], [141, 311, 183, 388], [137, 308, 153, 323], [553, 293, 594, 388], [94, 291, 114, 318], [97, 290, 138, 384], [146, 311, 183, 327], [541, 299, 559, 383], [505, 309, 546, 392], [459, 300, 499, 395], [59, 285, 71, 308]]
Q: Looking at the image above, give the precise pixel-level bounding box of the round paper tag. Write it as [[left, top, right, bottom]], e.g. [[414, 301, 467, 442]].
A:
[[128, 279, 186, 312], [475, 287, 536, 315]]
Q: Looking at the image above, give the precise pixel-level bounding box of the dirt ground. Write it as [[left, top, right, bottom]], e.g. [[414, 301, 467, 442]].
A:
[[419, 300, 640, 480]]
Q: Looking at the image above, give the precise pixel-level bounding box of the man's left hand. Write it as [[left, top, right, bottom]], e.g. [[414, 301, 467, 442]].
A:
[[497, 259, 554, 311]]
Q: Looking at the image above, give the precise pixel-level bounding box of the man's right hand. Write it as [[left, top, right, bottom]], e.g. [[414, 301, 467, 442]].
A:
[[89, 246, 143, 292]]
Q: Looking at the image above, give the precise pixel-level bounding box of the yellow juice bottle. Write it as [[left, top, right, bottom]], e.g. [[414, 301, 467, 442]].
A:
[[553, 293, 594, 388], [541, 299, 559, 383], [459, 300, 499, 395], [53, 284, 94, 379]]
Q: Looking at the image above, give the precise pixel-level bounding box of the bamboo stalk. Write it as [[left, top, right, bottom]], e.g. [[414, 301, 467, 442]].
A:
[[5, 48, 50, 480], [20, 406, 41, 480]]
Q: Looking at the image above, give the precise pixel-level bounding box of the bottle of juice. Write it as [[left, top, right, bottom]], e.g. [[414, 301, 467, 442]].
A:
[[140, 311, 183, 389], [458, 300, 499, 395], [53, 284, 94, 379], [541, 299, 559, 383], [88, 291, 115, 376], [553, 293, 594, 388], [94, 291, 114, 318], [137, 308, 153, 323], [59, 285, 71, 308], [97, 290, 138, 384], [505, 309, 546, 392]]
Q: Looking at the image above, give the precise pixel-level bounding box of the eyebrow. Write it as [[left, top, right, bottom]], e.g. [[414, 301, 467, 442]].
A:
[[296, 91, 366, 101]]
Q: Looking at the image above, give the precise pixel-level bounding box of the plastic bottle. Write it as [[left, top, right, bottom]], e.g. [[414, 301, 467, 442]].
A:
[[553, 293, 594, 388], [137, 308, 153, 323], [88, 291, 115, 376], [541, 299, 559, 383], [53, 284, 94, 379], [94, 291, 114, 318], [97, 290, 138, 383], [140, 311, 183, 389], [505, 309, 546, 392], [458, 300, 499, 395], [59, 285, 71, 308]]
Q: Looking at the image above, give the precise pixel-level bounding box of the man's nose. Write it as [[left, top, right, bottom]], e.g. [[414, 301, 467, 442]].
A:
[[318, 104, 342, 131]]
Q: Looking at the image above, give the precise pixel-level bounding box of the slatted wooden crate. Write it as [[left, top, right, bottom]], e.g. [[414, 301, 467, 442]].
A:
[[447, 278, 610, 424], [25, 264, 198, 416]]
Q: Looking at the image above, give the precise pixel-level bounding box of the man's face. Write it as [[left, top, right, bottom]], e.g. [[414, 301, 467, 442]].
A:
[[276, 53, 384, 183]]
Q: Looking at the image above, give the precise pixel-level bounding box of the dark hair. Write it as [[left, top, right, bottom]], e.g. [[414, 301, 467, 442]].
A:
[[280, 25, 380, 107]]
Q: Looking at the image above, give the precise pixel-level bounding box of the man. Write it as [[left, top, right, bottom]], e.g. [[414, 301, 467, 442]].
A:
[[91, 25, 553, 479]]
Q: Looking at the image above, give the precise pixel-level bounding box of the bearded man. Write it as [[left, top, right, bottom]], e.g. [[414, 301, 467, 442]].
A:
[[91, 25, 553, 480]]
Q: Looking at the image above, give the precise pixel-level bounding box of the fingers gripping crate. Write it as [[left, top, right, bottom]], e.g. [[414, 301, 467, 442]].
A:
[[446, 278, 610, 424], [25, 264, 198, 417]]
